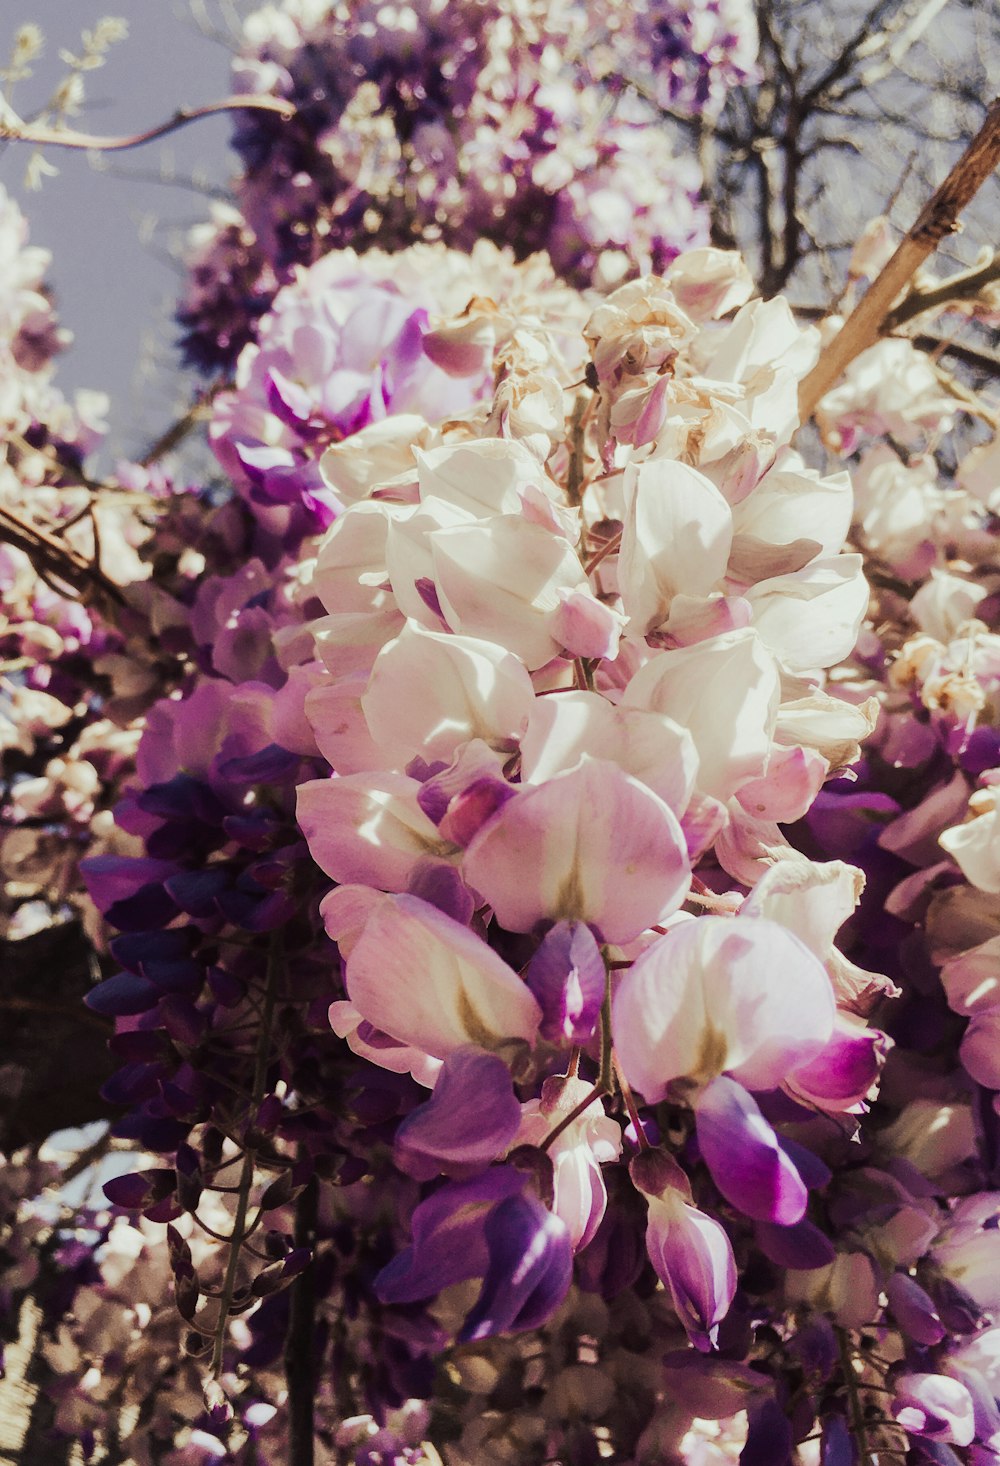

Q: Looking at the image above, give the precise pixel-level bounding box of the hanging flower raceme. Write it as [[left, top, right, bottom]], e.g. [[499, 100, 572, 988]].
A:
[[284, 249, 891, 1386]]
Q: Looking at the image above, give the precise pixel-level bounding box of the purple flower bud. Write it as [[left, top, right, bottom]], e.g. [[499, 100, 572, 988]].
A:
[[113, 1111, 191, 1152], [886, 1272, 946, 1346], [755, 1218, 836, 1271], [103, 1169, 175, 1210], [110, 929, 195, 972], [631, 1151, 735, 1351], [163, 869, 230, 919], [137, 774, 226, 825], [525, 920, 606, 1045], [158, 995, 208, 1048], [216, 742, 300, 784], [86, 971, 160, 1017], [207, 966, 246, 1006], [81, 854, 179, 917], [108, 1030, 168, 1062], [818, 1413, 855, 1466], [101, 1062, 163, 1106], [741, 1399, 794, 1466]]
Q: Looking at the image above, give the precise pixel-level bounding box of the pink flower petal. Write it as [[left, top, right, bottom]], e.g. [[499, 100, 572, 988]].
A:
[[463, 758, 690, 942]]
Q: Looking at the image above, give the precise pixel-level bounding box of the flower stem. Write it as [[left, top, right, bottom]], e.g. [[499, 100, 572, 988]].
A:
[[614, 1060, 648, 1149], [209, 933, 281, 1380], [285, 1176, 318, 1466], [540, 1082, 605, 1150], [836, 1326, 874, 1466]]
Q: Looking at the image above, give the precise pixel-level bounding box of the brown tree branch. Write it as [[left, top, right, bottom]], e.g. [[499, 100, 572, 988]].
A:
[[139, 384, 227, 467], [0, 94, 294, 154], [798, 97, 1000, 419], [0, 503, 126, 608]]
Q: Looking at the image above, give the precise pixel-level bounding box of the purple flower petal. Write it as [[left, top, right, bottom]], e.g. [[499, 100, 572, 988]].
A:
[[741, 1400, 794, 1466], [696, 1076, 808, 1225], [395, 1048, 522, 1181], [649, 1197, 736, 1352], [103, 1169, 175, 1210], [374, 1167, 525, 1305], [85, 971, 160, 1017], [406, 859, 476, 926], [755, 1218, 836, 1270], [886, 1271, 945, 1346], [81, 854, 179, 922], [458, 1192, 573, 1342]]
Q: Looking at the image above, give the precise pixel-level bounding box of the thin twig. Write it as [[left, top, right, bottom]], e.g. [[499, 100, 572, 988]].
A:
[[209, 936, 281, 1380], [285, 1177, 318, 1466], [0, 95, 295, 154], [140, 384, 227, 467], [798, 97, 1000, 419], [0, 503, 127, 607], [836, 1327, 875, 1465], [884, 251, 1000, 330]]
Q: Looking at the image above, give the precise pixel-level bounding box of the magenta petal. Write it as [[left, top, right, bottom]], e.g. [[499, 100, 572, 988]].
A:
[[525, 920, 606, 1045], [790, 1026, 887, 1107], [394, 1048, 522, 1181], [438, 776, 517, 848], [696, 1076, 808, 1225]]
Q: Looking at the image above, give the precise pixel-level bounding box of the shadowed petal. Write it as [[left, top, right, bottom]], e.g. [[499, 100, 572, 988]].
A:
[[459, 1193, 573, 1341], [395, 1048, 522, 1180]]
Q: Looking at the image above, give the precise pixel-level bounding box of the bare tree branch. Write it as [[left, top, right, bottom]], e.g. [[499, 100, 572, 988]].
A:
[[884, 251, 1000, 329], [0, 94, 294, 154], [798, 97, 1000, 418]]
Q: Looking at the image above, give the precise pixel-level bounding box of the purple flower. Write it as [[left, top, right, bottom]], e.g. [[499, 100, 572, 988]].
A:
[[458, 1192, 573, 1341], [393, 1048, 522, 1181], [374, 1167, 525, 1305], [524, 920, 606, 1045]]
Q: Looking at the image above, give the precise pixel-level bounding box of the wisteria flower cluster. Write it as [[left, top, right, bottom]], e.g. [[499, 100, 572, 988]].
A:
[[177, 0, 757, 369], [11, 203, 1000, 1462], [279, 250, 894, 1458]]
